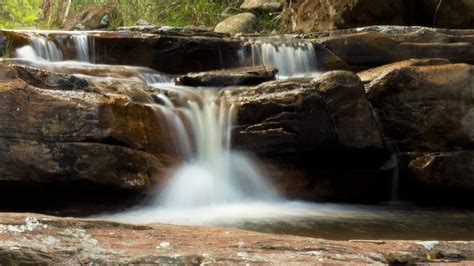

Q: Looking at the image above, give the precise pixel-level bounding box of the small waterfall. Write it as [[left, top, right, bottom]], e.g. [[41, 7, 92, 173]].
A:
[[71, 34, 92, 62], [154, 89, 279, 208], [14, 32, 94, 63], [27, 35, 63, 61], [240, 39, 318, 78]]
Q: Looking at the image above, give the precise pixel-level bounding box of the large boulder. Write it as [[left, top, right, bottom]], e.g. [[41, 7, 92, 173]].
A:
[[233, 71, 387, 202], [234, 71, 383, 154], [367, 64, 474, 152], [214, 13, 257, 34], [0, 64, 170, 191]]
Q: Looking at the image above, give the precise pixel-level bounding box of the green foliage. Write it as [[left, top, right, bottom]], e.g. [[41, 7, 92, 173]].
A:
[[255, 11, 281, 33], [0, 0, 42, 29], [116, 0, 240, 27]]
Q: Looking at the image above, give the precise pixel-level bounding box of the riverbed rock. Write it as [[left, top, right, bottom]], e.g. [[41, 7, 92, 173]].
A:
[[233, 71, 387, 202], [241, 0, 283, 13], [358, 58, 451, 84], [1, 213, 473, 264], [214, 13, 257, 34], [316, 26, 474, 71], [175, 66, 277, 86], [234, 70, 383, 154], [367, 63, 474, 152], [0, 64, 172, 192]]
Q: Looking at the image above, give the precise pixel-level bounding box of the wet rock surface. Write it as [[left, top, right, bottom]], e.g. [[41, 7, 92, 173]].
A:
[[367, 63, 474, 202], [234, 71, 383, 154], [0, 64, 171, 192], [233, 71, 387, 202], [0, 213, 472, 264], [175, 65, 278, 86]]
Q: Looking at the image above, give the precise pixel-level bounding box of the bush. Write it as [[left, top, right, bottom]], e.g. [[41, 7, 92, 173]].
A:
[[0, 0, 42, 29], [116, 0, 240, 27]]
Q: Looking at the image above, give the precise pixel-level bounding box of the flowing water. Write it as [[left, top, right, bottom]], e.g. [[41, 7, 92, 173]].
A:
[[239, 38, 319, 78], [6, 31, 474, 241]]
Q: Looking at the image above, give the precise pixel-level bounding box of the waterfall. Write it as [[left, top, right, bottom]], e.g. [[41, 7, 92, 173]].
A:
[[14, 32, 94, 63], [26, 35, 63, 62], [71, 34, 92, 62], [152, 88, 279, 208], [240, 39, 318, 78]]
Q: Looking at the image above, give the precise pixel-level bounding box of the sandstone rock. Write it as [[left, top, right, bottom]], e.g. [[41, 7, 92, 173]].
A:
[[63, 5, 117, 30], [234, 71, 383, 154], [241, 0, 283, 12], [316, 27, 474, 70], [175, 66, 277, 86], [367, 64, 474, 152], [214, 13, 257, 34], [0, 64, 172, 191], [358, 58, 451, 84], [435, 0, 474, 29], [0, 213, 472, 264]]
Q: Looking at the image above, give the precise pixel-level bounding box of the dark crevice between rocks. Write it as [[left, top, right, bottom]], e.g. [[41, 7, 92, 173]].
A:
[[260, 148, 394, 203], [0, 180, 148, 217]]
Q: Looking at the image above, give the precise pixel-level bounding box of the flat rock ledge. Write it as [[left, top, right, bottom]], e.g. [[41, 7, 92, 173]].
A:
[[0, 213, 472, 264]]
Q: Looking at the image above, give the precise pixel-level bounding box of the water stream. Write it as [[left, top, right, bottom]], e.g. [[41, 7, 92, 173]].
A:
[[6, 30, 474, 241]]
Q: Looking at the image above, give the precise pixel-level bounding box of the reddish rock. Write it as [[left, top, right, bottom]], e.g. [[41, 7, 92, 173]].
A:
[[0, 213, 472, 264], [367, 63, 474, 152]]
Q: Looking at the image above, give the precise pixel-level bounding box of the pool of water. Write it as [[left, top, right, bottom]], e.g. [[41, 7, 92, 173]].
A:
[[105, 201, 474, 240]]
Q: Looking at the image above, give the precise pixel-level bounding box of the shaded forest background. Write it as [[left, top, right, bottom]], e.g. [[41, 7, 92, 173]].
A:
[[0, 0, 246, 29]]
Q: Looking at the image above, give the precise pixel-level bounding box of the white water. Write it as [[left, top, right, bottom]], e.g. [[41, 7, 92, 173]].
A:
[[240, 39, 319, 78], [71, 34, 92, 62], [28, 35, 63, 61]]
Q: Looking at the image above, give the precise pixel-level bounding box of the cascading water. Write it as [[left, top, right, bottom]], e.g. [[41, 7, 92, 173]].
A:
[[71, 34, 92, 62], [150, 88, 279, 208], [240, 38, 319, 78], [28, 34, 63, 61], [4, 30, 474, 241], [9, 31, 282, 220]]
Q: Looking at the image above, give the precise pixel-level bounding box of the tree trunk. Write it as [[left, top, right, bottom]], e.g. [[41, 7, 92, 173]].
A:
[[60, 0, 72, 27]]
